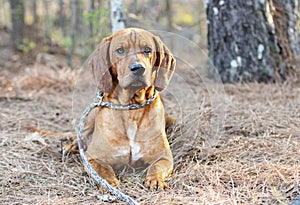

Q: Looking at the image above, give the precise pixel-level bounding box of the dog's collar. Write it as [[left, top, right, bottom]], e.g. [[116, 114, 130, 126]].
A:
[[96, 89, 158, 110]]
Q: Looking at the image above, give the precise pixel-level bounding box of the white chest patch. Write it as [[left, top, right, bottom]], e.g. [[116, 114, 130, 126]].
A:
[[113, 148, 130, 158], [127, 122, 143, 161]]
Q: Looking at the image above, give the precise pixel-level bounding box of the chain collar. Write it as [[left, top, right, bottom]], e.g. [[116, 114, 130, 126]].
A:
[[96, 89, 158, 110]]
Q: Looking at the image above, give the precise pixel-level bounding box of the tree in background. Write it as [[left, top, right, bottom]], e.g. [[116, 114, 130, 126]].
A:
[[271, 0, 300, 76], [88, 0, 95, 51], [67, 0, 81, 67], [58, 0, 66, 36], [67, 0, 86, 67], [206, 0, 299, 83], [9, 0, 25, 49], [110, 0, 125, 33], [166, 0, 173, 31]]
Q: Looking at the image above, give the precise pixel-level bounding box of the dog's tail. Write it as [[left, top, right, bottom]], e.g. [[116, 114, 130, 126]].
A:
[[25, 126, 76, 138]]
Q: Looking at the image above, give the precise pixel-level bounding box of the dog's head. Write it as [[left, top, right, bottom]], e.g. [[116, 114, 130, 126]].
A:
[[90, 28, 176, 93]]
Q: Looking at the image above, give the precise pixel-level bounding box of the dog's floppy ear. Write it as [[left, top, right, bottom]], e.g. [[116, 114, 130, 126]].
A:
[[153, 36, 176, 92], [89, 37, 112, 93]]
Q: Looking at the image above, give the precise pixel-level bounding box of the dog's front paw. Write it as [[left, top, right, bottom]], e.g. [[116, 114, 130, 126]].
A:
[[97, 177, 120, 193], [144, 173, 169, 190], [105, 176, 120, 187], [89, 159, 120, 187], [63, 140, 79, 155]]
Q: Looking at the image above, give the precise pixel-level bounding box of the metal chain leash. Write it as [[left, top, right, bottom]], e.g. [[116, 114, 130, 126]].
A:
[[100, 89, 157, 110], [77, 90, 158, 205]]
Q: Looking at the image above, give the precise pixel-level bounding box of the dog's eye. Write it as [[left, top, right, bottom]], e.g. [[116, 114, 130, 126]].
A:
[[116, 47, 126, 55], [143, 47, 152, 55]]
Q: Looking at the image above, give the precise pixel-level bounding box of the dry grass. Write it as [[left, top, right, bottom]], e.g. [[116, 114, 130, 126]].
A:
[[0, 66, 299, 205]]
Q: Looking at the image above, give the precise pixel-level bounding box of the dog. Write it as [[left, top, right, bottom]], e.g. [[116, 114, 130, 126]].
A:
[[29, 28, 176, 190]]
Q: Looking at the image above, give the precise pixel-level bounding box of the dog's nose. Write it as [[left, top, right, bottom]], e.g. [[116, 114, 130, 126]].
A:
[[129, 63, 145, 75]]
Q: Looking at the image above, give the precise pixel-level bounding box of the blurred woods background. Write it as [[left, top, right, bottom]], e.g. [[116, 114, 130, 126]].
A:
[[2, 2, 300, 204], [0, 0, 206, 68], [1, 0, 300, 82]]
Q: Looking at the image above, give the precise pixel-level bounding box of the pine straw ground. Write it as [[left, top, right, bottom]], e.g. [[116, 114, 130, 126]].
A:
[[0, 65, 300, 205]]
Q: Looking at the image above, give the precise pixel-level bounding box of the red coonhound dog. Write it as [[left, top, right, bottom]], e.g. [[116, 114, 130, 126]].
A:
[[30, 28, 176, 190]]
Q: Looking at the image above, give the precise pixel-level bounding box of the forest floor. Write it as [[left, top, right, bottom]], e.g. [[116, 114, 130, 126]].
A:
[[0, 28, 300, 205]]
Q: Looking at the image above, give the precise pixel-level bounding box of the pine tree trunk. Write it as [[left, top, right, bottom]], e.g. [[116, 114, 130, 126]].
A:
[[206, 0, 280, 83], [110, 0, 125, 33], [166, 0, 173, 31], [89, 0, 95, 50], [271, 0, 299, 75], [9, 0, 25, 49], [58, 0, 66, 36], [43, 0, 51, 43], [67, 0, 79, 67], [32, 1, 37, 25], [130, 0, 138, 13]]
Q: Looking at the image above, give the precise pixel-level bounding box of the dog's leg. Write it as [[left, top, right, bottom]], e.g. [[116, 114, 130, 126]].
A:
[[144, 158, 173, 190], [89, 159, 120, 186], [165, 112, 176, 130], [63, 139, 79, 154], [63, 110, 96, 154]]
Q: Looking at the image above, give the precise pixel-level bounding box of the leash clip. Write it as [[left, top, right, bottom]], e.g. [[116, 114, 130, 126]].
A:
[[96, 91, 104, 107]]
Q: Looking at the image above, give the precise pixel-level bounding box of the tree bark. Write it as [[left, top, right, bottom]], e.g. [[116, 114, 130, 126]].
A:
[[206, 0, 281, 83], [42, 0, 51, 44], [166, 0, 173, 31], [129, 0, 138, 14], [110, 0, 126, 33], [67, 0, 80, 67], [9, 0, 25, 49], [89, 0, 95, 50], [32, 1, 38, 25], [271, 0, 299, 75], [58, 0, 66, 36]]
